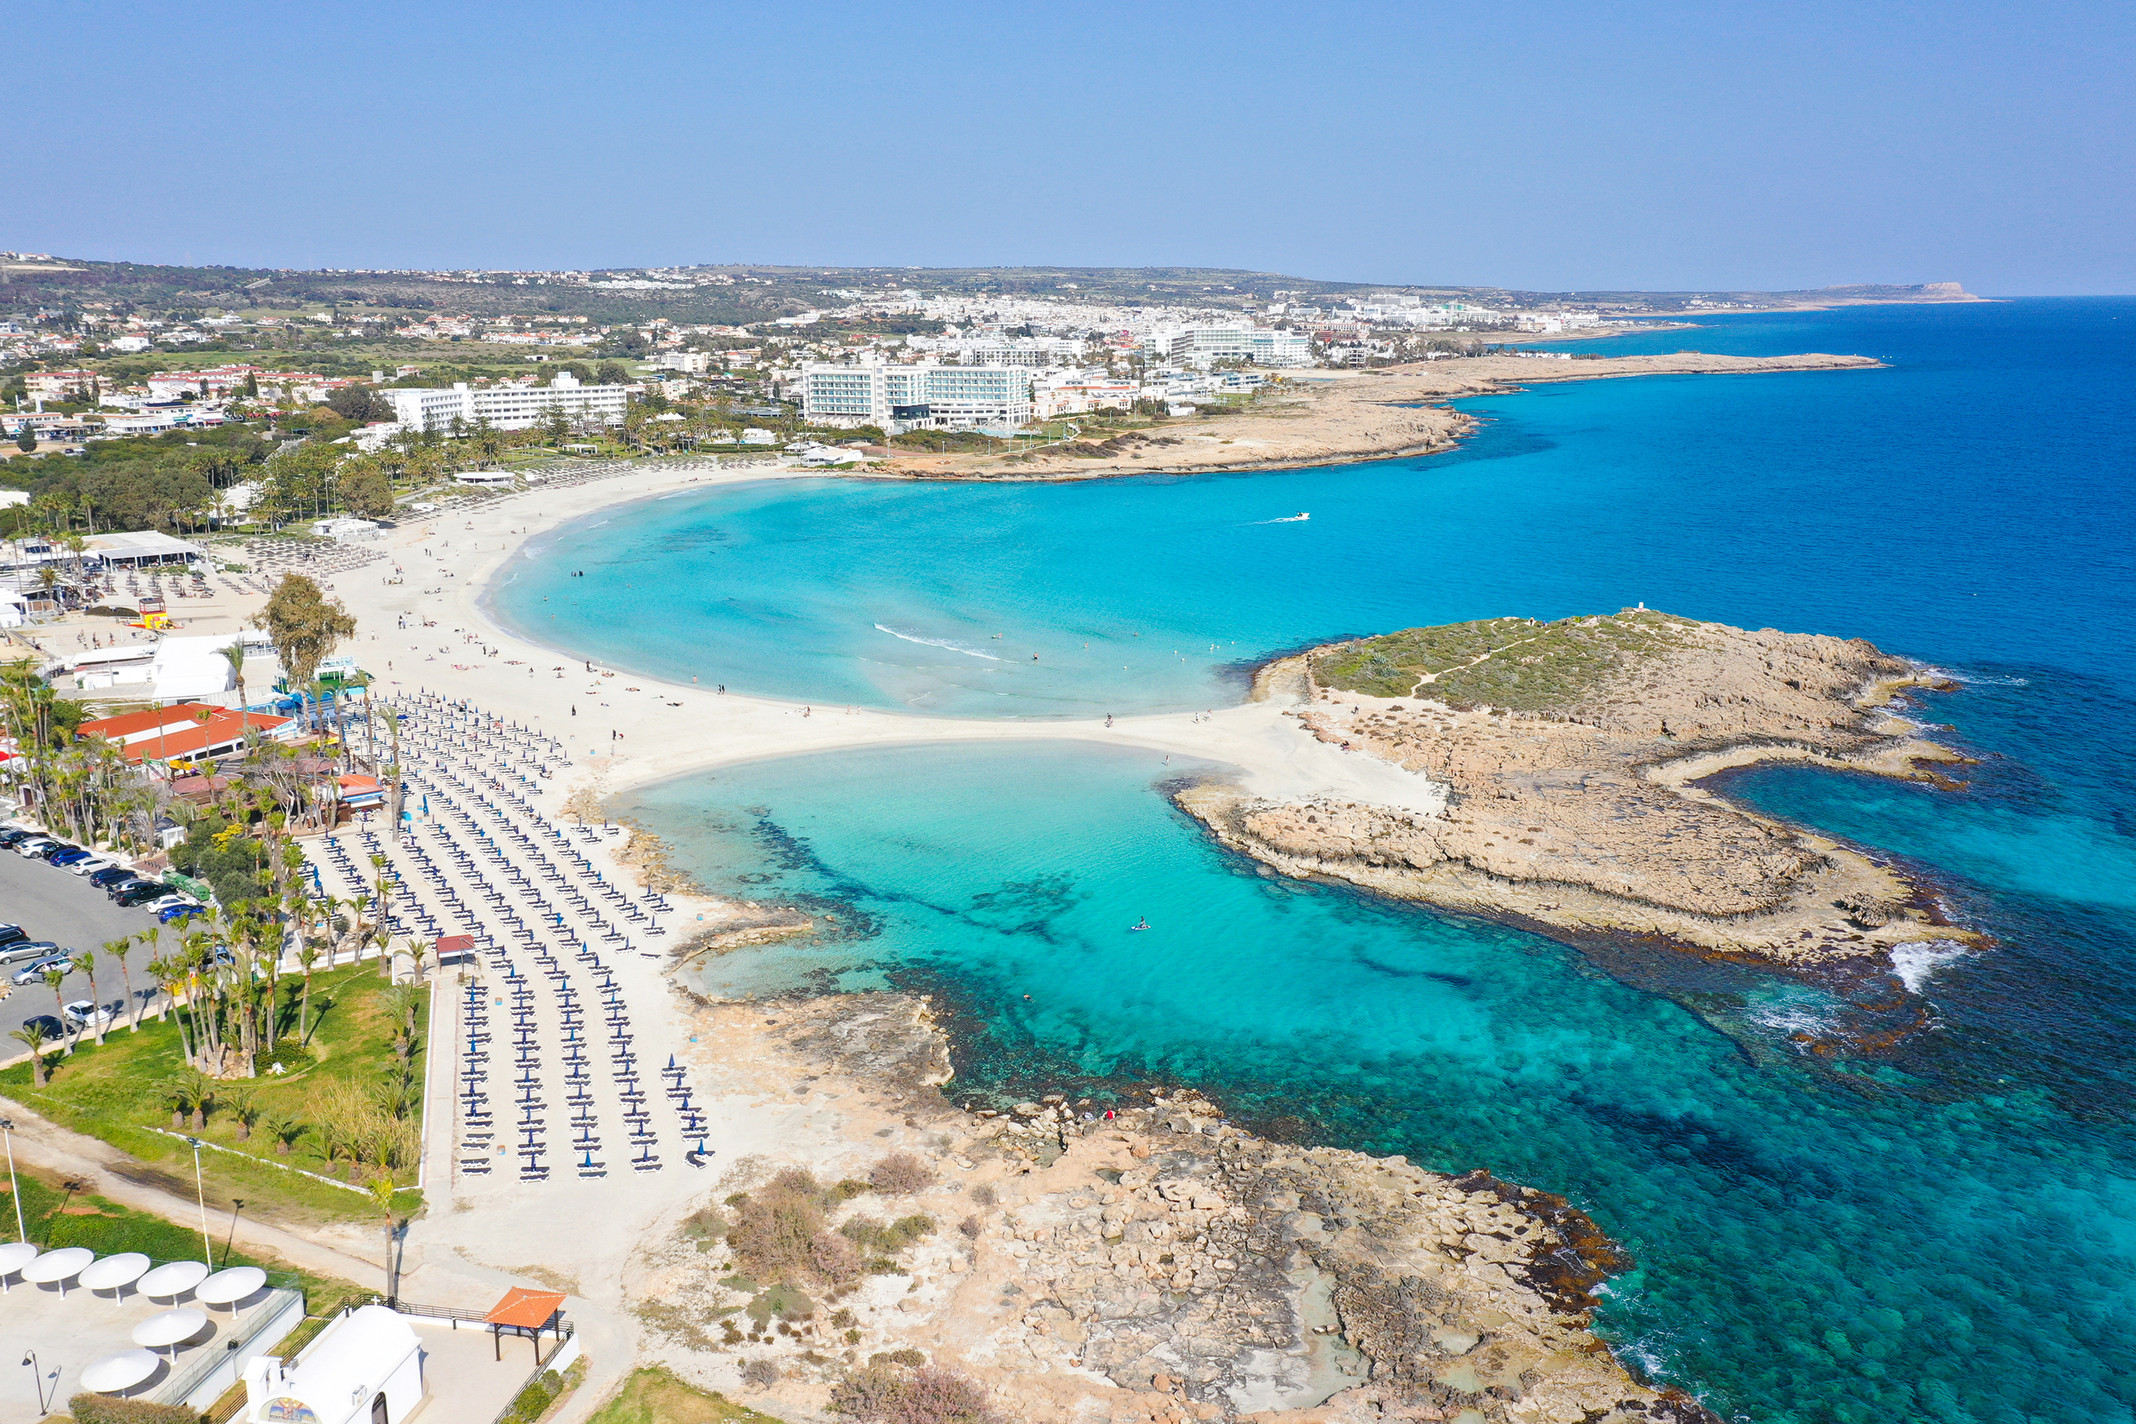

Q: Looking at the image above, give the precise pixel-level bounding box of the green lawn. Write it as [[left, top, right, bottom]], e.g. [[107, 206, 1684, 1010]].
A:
[[5, 1160, 370, 1317], [0, 962, 428, 1225], [587, 1368, 787, 1424]]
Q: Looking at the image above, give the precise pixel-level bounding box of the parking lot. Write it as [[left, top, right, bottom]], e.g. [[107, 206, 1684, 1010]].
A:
[[0, 842, 162, 1030]]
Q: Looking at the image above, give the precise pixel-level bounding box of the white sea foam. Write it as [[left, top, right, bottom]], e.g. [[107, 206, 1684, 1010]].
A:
[[1891, 938, 1971, 994], [875, 624, 1001, 660], [1921, 664, 2028, 687], [1747, 1002, 1842, 1038]]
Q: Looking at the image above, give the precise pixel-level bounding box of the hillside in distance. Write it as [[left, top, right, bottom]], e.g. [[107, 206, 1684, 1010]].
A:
[[0, 253, 1979, 326]]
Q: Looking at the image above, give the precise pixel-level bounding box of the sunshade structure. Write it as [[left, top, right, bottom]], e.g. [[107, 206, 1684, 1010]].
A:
[[79, 1251, 152, 1297], [138, 1259, 210, 1301], [133, 1305, 209, 1359], [78, 1347, 159, 1395], [23, 1246, 94, 1296], [195, 1264, 267, 1309], [0, 1240, 37, 1291], [484, 1287, 568, 1363]]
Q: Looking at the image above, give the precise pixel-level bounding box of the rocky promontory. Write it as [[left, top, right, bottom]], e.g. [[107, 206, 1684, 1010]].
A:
[[1179, 609, 1971, 967], [632, 991, 1718, 1424]]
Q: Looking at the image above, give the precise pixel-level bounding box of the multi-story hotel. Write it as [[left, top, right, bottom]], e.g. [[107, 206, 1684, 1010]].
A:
[[800, 360, 1032, 431], [380, 370, 631, 432]]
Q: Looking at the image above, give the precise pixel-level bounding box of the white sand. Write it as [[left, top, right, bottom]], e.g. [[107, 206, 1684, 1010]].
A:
[[328, 460, 1446, 818]]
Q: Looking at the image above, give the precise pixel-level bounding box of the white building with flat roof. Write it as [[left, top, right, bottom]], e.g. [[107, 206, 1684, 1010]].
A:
[[801, 360, 1032, 431], [381, 370, 630, 433], [1164, 325, 1311, 368]]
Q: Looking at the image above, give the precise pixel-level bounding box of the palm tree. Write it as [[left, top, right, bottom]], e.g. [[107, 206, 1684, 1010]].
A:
[[219, 642, 249, 740], [8, 1022, 53, 1086], [366, 1173, 402, 1303], [294, 936, 320, 1043], [75, 949, 106, 1046], [44, 966, 74, 1054], [128, 928, 159, 1031]]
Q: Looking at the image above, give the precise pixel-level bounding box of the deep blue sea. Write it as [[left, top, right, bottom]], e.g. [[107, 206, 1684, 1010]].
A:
[[500, 299, 2136, 1423]]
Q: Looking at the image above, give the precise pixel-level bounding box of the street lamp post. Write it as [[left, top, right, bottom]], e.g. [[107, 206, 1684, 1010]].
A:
[[185, 1136, 212, 1267], [0, 1119, 22, 1243], [21, 1351, 50, 1416]]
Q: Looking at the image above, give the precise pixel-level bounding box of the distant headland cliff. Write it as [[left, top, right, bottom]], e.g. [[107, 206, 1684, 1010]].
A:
[[1179, 610, 1974, 969]]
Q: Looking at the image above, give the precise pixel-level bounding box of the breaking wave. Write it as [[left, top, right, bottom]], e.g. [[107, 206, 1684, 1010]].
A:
[[875, 624, 1001, 660]]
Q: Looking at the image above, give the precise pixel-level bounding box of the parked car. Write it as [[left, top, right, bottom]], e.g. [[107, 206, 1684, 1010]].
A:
[[46, 846, 91, 868], [12, 837, 56, 857], [158, 902, 207, 926], [0, 830, 30, 849], [68, 855, 120, 877], [0, 939, 58, 966], [62, 1000, 115, 1031], [104, 876, 156, 900], [140, 893, 196, 915], [18, 1014, 63, 1039], [114, 881, 171, 908], [88, 866, 136, 890], [0, 924, 26, 948], [10, 954, 73, 986]]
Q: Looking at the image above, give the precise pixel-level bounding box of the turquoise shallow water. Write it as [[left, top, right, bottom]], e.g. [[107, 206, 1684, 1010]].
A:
[[526, 300, 2136, 1421]]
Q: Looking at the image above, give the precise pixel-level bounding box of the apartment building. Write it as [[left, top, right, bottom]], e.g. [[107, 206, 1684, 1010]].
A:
[[380, 370, 631, 432]]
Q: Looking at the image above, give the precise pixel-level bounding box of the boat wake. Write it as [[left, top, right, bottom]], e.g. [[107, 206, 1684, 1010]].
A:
[[875, 624, 1001, 660], [1249, 512, 1312, 524]]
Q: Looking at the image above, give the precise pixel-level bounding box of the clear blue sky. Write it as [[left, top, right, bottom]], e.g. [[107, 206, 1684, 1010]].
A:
[[10, 0, 2130, 293]]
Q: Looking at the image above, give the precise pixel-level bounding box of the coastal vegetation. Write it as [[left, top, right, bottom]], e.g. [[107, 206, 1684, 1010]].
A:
[[0, 961, 428, 1222], [587, 1367, 786, 1423], [1308, 608, 1699, 708]]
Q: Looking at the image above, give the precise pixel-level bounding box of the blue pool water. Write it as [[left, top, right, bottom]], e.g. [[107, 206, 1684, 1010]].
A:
[[532, 300, 2136, 1421]]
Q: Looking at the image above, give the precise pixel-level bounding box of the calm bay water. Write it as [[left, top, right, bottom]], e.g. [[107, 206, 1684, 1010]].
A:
[[514, 300, 2136, 1422]]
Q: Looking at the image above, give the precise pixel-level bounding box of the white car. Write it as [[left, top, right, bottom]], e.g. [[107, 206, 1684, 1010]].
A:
[[68, 855, 121, 877], [62, 999, 116, 1031], [140, 894, 197, 915], [12, 837, 55, 858]]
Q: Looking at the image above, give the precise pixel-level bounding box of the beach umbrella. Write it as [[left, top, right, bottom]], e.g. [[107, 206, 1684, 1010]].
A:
[[0, 1240, 38, 1292], [79, 1252, 151, 1298], [78, 1348, 159, 1395], [23, 1247, 95, 1296]]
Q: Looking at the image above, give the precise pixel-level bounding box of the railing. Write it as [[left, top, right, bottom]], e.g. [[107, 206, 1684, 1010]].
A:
[[484, 1324, 577, 1424], [153, 1283, 307, 1409], [392, 1298, 491, 1325]]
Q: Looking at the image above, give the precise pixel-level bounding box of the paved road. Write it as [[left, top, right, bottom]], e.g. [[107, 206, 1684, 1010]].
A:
[[0, 844, 162, 1027]]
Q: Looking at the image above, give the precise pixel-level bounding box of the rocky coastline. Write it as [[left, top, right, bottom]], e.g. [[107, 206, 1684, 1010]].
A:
[[1174, 610, 1975, 972], [638, 990, 1721, 1424], [876, 351, 1885, 484]]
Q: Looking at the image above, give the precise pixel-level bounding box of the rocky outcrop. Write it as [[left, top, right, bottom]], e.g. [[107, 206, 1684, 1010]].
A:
[[635, 994, 1718, 1424], [1183, 611, 1974, 966]]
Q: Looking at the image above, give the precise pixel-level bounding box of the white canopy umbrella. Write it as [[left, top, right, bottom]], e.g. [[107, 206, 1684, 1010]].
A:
[[22, 1246, 94, 1296], [78, 1347, 160, 1395], [0, 1240, 37, 1291], [138, 1259, 210, 1302], [195, 1264, 267, 1308], [80, 1251, 152, 1297], [133, 1306, 209, 1359]]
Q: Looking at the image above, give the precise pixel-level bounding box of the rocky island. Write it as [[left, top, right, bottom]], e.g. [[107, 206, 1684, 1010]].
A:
[[1179, 609, 1972, 968]]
